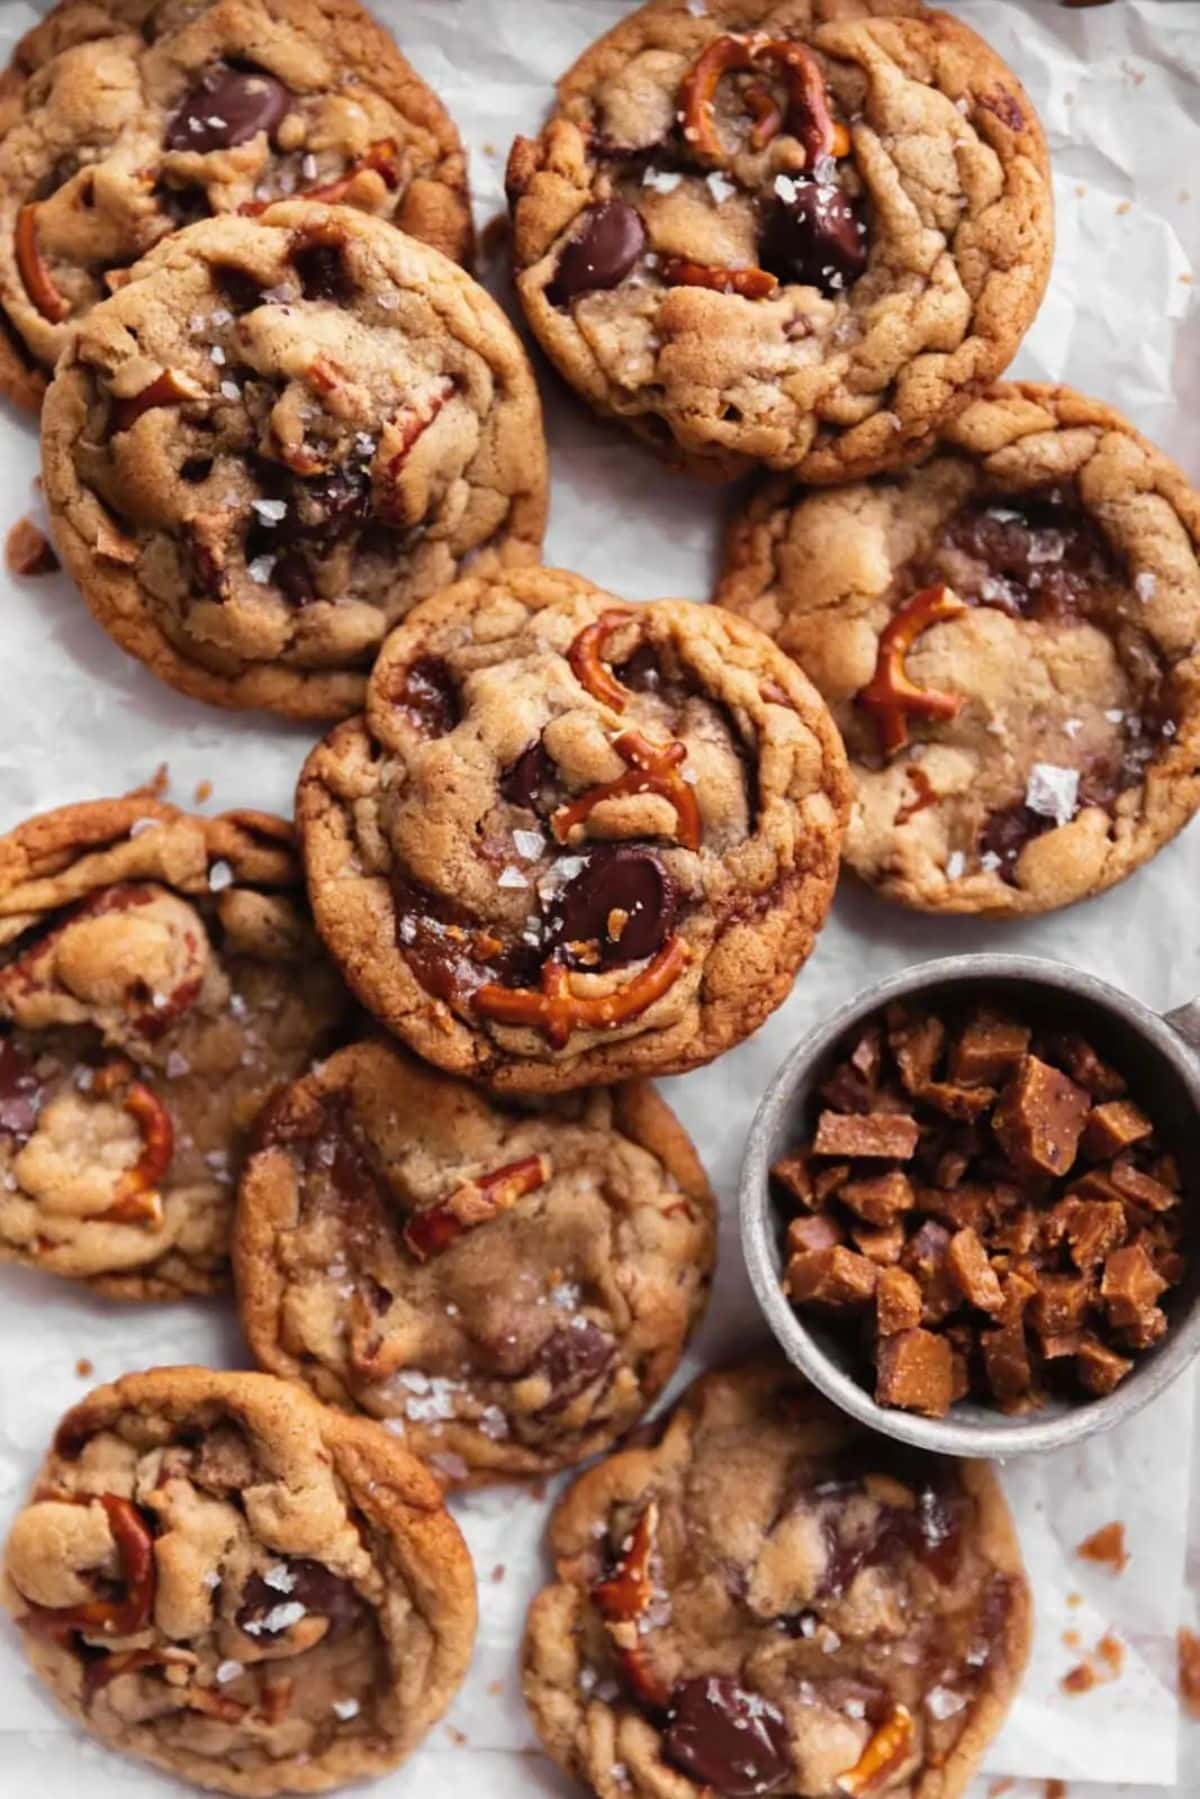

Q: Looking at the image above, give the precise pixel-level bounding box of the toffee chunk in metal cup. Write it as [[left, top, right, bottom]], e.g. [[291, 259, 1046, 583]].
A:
[[740, 954, 1200, 1458]]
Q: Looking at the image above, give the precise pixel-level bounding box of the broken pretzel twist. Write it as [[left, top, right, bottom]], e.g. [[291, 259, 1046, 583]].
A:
[[552, 729, 702, 852], [680, 34, 846, 168], [474, 936, 690, 1049], [857, 585, 967, 757]]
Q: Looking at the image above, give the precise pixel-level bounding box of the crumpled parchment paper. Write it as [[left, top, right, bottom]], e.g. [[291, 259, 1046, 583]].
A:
[[0, 1, 1197, 1795]]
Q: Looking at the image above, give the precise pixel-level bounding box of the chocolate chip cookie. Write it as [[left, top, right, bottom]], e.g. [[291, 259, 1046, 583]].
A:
[[297, 566, 849, 1092], [0, 0, 472, 410], [235, 1038, 715, 1483], [718, 383, 1200, 915], [506, 0, 1052, 481], [40, 200, 548, 719], [523, 1358, 1031, 1799], [0, 794, 352, 1299], [2, 1365, 476, 1795]]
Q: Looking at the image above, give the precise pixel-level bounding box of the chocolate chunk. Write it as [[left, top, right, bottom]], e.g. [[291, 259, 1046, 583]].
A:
[[663, 1677, 791, 1797], [272, 550, 316, 606], [0, 1038, 45, 1141], [977, 802, 1053, 879], [238, 1559, 362, 1640], [165, 64, 290, 155], [536, 1320, 616, 1414], [293, 236, 354, 304], [541, 845, 675, 969], [761, 180, 868, 296], [295, 466, 369, 542], [500, 737, 555, 812], [614, 643, 664, 693], [213, 264, 265, 314], [394, 657, 460, 736], [942, 492, 1119, 621], [154, 181, 213, 228], [546, 202, 646, 305]]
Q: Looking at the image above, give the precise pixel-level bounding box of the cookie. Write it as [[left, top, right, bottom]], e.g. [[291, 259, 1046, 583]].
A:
[[523, 1358, 1031, 1799], [297, 566, 849, 1092], [506, 0, 1052, 482], [2, 1366, 476, 1795], [718, 383, 1200, 915], [0, 0, 472, 410], [40, 200, 548, 719], [235, 1038, 715, 1483], [0, 794, 352, 1298]]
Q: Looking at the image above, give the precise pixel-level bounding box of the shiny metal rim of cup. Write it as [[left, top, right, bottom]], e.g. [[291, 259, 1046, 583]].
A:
[[739, 953, 1200, 1459]]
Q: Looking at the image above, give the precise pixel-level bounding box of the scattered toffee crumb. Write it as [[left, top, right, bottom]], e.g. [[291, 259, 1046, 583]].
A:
[[1178, 1627, 1200, 1718], [194, 778, 214, 805], [74, 1358, 93, 1378], [1044, 1783, 1068, 1799], [491, 1563, 506, 1583], [445, 1726, 468, 1747], [486, 1679, 504, 1698], [1062, 1631, 1125, 1694], [5, 516, 58, 576], [986, 1782, 1015, 1799], [1062, 1629, 1081, 1650], [1076, 1521, 1129, 1573], [1067, 1591, 1082, 1608]]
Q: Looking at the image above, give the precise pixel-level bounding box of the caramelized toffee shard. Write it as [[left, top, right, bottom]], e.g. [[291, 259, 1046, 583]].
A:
[[773, 996, 1189, 1416]]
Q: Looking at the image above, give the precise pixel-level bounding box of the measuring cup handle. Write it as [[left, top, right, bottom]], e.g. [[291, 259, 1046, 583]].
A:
[[1164, 999, 1200, 1052]]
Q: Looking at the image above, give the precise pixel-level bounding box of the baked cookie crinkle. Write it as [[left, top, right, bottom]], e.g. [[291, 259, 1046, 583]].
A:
[[297, 566, 849, 1092], [507, 0, 1052, 480], [2, 1366, 476, 1795], [40, 200, 548, 718], [0, 0, 472, 408], [0, 794, 351, 1297], [236, 1038, 715, 1481], [523, 1359, 1031, 1799], [718, 383, 1200, 915]]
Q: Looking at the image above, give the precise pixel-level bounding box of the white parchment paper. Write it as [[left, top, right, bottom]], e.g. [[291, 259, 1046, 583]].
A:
[[0, 1, 1197, 1794]]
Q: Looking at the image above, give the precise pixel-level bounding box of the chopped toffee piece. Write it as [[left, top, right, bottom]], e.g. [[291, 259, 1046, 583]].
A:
[[772, 998, 1188, 1417]]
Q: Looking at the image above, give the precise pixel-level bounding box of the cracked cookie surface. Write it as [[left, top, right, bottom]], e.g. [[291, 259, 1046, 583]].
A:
[[523, 1358, 1030, 1799], [0, 794, 352, 1298], [296, 566, 849, 1093], [2, 1366, 476, 1795], [0, 0, 472, 409], [235, 1038, 715, 1483], [40, 200, 548, 718], [506, 0, 1052, 481], [718, 383, 1200, 915]]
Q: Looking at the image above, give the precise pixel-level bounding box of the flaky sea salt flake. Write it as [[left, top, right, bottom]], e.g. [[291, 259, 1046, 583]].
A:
[[1025, 762, 1079, 827], [208, 859, 234, 891]]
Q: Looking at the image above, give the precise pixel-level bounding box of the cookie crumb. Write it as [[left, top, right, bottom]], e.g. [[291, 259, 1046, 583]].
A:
[[193, 779, 213, 804], [986, 1783, 1014, 1799], [75, 1358, 93, 1378], [1044, 1784, 1067, 1799], [487, 1679, 503, 1697], [5, 516, 58, 576], [491, 1563, 506, 1583], [445, 1726, 468, 1747], [1075, 1520, 1129, 1572]]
